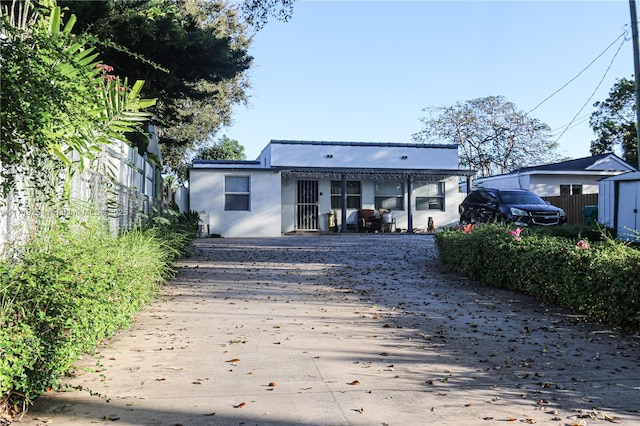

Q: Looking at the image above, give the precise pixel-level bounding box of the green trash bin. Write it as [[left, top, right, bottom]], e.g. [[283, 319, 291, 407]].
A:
[[582, 205, 598, 226]]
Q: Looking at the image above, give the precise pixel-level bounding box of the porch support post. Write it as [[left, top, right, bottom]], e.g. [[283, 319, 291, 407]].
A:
[[407, 175, 413, 233], [341, 173, 348, 233]]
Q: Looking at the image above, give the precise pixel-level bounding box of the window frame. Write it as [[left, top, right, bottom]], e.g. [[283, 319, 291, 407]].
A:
[[374, 181, 405, 211], [224, 175, 251, 211], [560, 184, 583, 196], [414, 181, 445, 211], [330, 181, 362, 210]]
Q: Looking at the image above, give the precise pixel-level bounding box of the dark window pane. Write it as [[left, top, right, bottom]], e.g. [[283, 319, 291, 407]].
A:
[[346, 196, 361, 209], [331, 197, 341, 209], [375, 196, 402, 210], [417, 197, 443, 211], [225, 194, 249, 211], [226, 176, 249, 192], [330, 181, 341, 195]]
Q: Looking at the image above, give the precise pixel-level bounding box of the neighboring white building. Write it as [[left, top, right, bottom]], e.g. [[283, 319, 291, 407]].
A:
[[599, 171, 640, 241], [472, 153, 636, 196], [188, 140, 474, 237]]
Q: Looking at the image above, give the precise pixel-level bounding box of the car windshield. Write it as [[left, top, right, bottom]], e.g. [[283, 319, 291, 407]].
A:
[[497, 191, 546, 205]]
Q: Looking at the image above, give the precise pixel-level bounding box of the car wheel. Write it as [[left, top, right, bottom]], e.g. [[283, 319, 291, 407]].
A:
[[459, 214, 471, 225], [495, 215, 508, 226]]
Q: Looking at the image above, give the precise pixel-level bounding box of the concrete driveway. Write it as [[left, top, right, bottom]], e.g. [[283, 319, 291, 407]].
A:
[[21, 234, 640, 425]]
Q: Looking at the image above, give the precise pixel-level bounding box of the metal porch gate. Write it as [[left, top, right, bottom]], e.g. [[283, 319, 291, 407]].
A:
[[296, 180, 318, 231]]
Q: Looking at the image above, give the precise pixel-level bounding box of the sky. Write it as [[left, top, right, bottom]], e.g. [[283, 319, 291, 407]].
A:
[[222, 0, 636, 161]]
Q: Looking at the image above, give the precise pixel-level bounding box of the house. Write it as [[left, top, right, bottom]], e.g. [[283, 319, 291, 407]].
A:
[[598, 171, 640, 241], [472, 153, 636, 196], [188, 140, 475, 237]]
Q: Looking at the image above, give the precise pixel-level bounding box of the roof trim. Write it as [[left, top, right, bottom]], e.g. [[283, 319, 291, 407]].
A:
[[277, 166, 475, 180], [269, 139, 458, 150], [193, 160, 261, 165]]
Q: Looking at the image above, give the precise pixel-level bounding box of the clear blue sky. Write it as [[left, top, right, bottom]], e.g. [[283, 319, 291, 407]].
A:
[[223, 0, 636, 161]]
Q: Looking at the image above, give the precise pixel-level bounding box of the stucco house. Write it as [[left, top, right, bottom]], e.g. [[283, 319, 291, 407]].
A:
[[472, 153, 636, 196], [188, 140, 474, 237]]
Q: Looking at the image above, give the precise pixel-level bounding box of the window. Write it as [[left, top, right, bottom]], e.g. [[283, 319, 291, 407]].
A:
[[560, 184, 583, 195], [415, 181, 445, 211], [331, 181, 361, 209], [374, 181, 404, 210], [225, 176, 250, 211]]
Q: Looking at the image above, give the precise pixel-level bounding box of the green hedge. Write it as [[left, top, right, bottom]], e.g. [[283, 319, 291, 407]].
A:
[[435, 224, 640, 330], [0, 210, 199, 416]]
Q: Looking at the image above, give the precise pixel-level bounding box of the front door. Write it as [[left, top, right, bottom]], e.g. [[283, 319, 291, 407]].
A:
[[296, 180, 318, 231]]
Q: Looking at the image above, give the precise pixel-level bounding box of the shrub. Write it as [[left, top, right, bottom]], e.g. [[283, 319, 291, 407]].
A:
[[0, 209, 198, 416], [435, 224, 640, 330]]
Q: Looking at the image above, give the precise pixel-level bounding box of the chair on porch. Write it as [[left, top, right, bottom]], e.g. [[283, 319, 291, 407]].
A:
[[358, 209, 382, 233]]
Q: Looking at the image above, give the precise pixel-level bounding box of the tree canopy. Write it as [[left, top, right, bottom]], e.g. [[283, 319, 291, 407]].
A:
[[589, 76, 639, 167], [412, 96, 559, 178], [55, 0, 294, 180], [0, 0, 155, 197], [194, 135, 246, 161]]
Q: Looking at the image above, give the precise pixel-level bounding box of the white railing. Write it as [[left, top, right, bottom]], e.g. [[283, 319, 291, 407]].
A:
[[0, 140, 164, 255]]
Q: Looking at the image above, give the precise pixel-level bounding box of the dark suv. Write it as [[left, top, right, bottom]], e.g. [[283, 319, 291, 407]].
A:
[[459, 188, 567, 226]]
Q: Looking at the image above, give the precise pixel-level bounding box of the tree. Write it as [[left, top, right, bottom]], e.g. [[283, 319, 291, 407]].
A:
[[241, 0, 295, 30], [194, 135, 246, 161], [412, 96, 559, 178], [589, 76, 638, 167], [56, 0, 295, 180], [0, 0, 155, 198]]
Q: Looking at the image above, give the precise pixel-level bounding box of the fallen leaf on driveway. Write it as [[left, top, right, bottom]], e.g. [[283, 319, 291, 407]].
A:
[[348, 380, 361, 385], [234, 402, 246, 408]]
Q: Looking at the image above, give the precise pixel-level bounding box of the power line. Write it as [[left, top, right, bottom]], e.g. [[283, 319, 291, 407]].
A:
[[548, 113, 591, 135], [527, 28, 630, 116], [554, 33, 629, 143]]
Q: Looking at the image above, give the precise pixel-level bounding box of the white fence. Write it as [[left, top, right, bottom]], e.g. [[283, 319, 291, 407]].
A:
[[0, 140, 164, 254]]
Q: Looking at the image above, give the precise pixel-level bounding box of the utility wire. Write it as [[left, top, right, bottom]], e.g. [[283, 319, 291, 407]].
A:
[[554, 33, 629, 143], [527, 28, 630, 115], [548, 113, 591, 135]]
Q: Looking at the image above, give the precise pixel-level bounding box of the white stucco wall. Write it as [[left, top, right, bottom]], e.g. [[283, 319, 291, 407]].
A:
[[189, 169, 281, 238], [261, 141, 460, 170], [412, 176, 461, 229], [529, 175, 604, 196], [476, 173, 611, 196], [280, 179, 296, 234]]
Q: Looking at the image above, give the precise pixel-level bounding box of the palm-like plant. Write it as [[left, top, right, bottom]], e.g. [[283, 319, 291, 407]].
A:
[[1, 0, 156, 199]]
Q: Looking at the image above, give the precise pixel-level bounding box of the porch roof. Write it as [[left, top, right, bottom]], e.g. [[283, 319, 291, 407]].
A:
[[277, 166, 475, 180]]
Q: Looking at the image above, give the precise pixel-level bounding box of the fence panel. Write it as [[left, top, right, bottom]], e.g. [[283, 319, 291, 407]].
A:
[[541, 194, 598, 225], [1, 142, 165, 254]]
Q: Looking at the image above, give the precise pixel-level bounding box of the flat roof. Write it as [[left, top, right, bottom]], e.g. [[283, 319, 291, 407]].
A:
[[269, 139, 458, 149]]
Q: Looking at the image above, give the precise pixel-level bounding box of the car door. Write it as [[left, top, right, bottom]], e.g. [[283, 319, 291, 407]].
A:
[[482, 190, 500, 220], [462, 191, 487, 222]]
